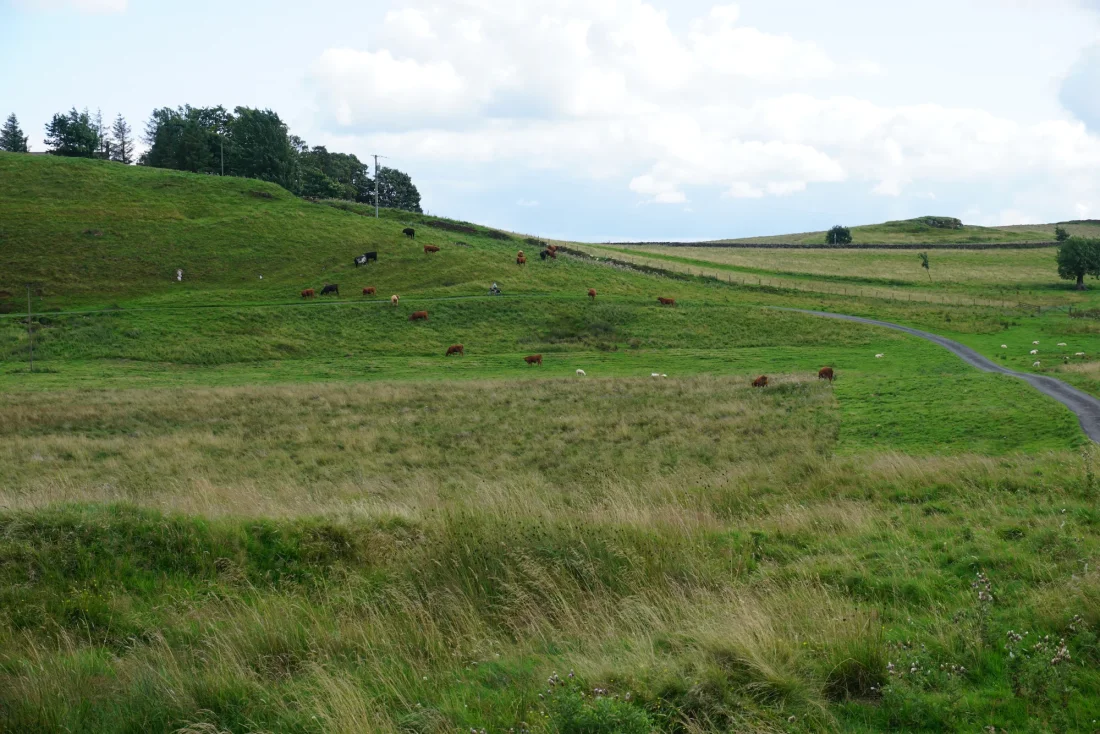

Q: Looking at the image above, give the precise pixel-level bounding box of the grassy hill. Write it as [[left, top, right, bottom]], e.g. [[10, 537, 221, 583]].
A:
[[715, 216, 1100, 245], [2, 153, 1100, 733]]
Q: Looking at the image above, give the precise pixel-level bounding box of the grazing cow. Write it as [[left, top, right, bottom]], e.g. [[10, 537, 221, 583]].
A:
[[320, 284, 339, 296], [540, 250, 549, 261], [446, 344, 464, 356], [588, 289, 596, 300], [409, 311, 429, 321], [362, 287, 376, 296], [301, 288, 315, 299], [424, 245, 440, 254], [354, 252, 378, 267], [657, 297, 676, 306], [391, 294, 399, 307], [752, 375, 769, 388], [525, 354, 543, 366], [576, 369, 586, 376], [403, 228, 415, 238], [818, 366, 835, 382], [517, 255, 527, 265]]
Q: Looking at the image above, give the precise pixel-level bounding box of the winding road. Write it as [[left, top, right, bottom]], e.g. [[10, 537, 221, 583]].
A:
[[790, 309, 1100, 442]]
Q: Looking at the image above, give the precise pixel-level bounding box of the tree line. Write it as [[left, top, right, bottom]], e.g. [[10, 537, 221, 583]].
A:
[[0, 107, 421, 213]]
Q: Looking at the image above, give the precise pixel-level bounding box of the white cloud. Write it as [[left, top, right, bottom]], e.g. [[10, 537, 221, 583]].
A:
[[15, 0, 126, 11], [306, 0, 1100, 215]]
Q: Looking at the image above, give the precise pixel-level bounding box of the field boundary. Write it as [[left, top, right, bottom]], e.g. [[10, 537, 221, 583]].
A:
[[599, 241, 1058, 250]]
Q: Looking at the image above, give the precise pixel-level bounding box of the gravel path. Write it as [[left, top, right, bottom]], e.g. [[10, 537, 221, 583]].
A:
[[789, 308, 1100, 442]]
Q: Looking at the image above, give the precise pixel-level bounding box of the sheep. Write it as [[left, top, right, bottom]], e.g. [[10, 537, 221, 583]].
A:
[[651, 373, 661, 377], [1033, 361, 1041, 368], [662, 374, 668, 378], [1001, 344, 1008, 349], [1058, 342, 1067, 347], [1076, 352, 1087, 357], [875, 353, 884, 358], [576, 369, 586, 376], [1030, 349, 1039, 355], [1033, 341, 1040, 345]]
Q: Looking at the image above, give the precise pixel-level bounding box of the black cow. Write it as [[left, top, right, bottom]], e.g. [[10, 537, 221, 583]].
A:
[[354, 252, 378, 267], [540, 250, 549, 260], [403, 228, 415, 238], [320, 284, 339, 296]]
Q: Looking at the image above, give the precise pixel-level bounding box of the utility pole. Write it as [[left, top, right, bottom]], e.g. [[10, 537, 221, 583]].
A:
[[372, 154, 387, 218]]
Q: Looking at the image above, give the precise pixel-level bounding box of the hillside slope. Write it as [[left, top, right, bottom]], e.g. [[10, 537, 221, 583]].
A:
[[714, 216, 1100, 245]]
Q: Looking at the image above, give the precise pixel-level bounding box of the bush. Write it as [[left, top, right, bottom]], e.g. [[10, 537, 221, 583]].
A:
[[826, 225, 852, 245], [550, 687, 652, 734]]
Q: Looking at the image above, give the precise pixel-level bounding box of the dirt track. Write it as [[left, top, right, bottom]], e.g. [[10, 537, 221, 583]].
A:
[[791, 309, 1100, 442]]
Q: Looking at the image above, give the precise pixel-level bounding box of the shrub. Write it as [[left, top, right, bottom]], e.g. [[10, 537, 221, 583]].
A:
[[826, 225, 852, 245]]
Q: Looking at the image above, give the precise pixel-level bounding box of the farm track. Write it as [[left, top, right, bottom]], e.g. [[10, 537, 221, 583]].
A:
[[788, 308, 1100, 442]]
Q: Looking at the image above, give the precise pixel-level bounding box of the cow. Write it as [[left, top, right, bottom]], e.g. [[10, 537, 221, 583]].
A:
[[818, 367, 835, 382], [752, 375, 769, 388], [320, 284, 339, 296], [391, 295, 399, 307], [362, 287, 376, 296], [301, 288, 315, 299], [547, 244, 559, 254], [588, 289, 597, 300], [524, 354, 543, 366], [424, 245, 440, 254], [446, 344, 464, 356], [403, 228, 415, 238], [354, 252, 378, 267], [657, 297, 676, 306], [540, 250, 550, 261], [517, 255, 527, 265], [409, 311, 429, 321]]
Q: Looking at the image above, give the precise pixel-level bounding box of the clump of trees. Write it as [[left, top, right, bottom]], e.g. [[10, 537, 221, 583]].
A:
[[826, 225, 852, 245], [10, 104, 423, 213], [0, 113, 30, 152], [1055, 225, 1070, 242], [1056, 237, 1100, 290]]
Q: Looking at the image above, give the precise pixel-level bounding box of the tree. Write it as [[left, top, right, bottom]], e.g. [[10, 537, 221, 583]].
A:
[[92, 108, 110, 158], [918, 251, 930, 281], [110, 114, 134, 164], [0, 113, 29, 152], [44, 108, 100, 157], [375, 167, 423, 213], [1056, 237, 1100, 290], [826, 225, 852, 245], [1055, 225, 1070, 242], [141, 105, 230, 173]]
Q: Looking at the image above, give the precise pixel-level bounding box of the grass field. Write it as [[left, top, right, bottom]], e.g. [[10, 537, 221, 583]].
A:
[[2, 152, 1100, 732]]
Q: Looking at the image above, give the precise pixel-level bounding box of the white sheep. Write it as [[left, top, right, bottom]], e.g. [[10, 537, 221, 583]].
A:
[[576, 369, 586, 376], [1077, 352, 1087, 357], [1030, 349, 1039, 355], [875, 353, 884, 358], [1058, 342, 1067, 347], [661, 373, 668, 378], [1033, 361, 1041, 368], [1001, 344, 1008, 349], [651, 373, 661, 377], [1033, 341, 1040, 345]]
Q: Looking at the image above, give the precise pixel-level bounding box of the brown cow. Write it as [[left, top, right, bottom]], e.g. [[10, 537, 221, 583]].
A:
[[547, 244, 558, 253], [362, 287, 376, 296], [524, 354, 543, 366], [818, 366, 835, 382], [409, 311, 429, 321], [301, 288, 315, 299], [752, 375, 769, 388], [657, 297, 676, 306], [446, 344, 464, 356], [517, 255, 527, 265], [588, 289, 597, 300], [424, 245, 440, 254], [391, 295, 399, 307]]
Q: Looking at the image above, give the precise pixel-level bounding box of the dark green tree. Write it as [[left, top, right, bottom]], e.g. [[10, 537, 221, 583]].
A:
[[110, 114, 134, 164], [1055, 225, 1070, 242], [0, 113, 30, 152], [141, 105, 230, 173], [299, 145, 371, 200], [1056, 237, 1100, 290], [226, 107, 298, 189], [826, 225, 852, 245], [44, 108, 100, 157], [374, 167, 423, 212]]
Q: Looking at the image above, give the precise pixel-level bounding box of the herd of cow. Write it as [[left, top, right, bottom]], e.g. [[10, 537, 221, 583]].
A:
[[297, 227, 840, 383]]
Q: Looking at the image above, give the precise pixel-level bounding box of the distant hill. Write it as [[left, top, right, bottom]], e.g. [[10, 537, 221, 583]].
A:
[[715, 216, 1100, 246]]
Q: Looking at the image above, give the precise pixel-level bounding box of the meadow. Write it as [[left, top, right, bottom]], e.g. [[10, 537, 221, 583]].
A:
[[2, 152, 1099, 732]]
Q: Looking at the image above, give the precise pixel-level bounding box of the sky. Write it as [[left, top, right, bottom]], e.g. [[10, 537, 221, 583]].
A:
[[3, 0, 1100, 241]]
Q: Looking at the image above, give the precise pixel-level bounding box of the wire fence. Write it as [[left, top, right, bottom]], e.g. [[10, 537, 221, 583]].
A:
[[566, 244, 1051, 313]]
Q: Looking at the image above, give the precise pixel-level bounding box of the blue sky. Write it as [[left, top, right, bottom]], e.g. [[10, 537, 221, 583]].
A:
[[3, 0, 1100, 241]]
